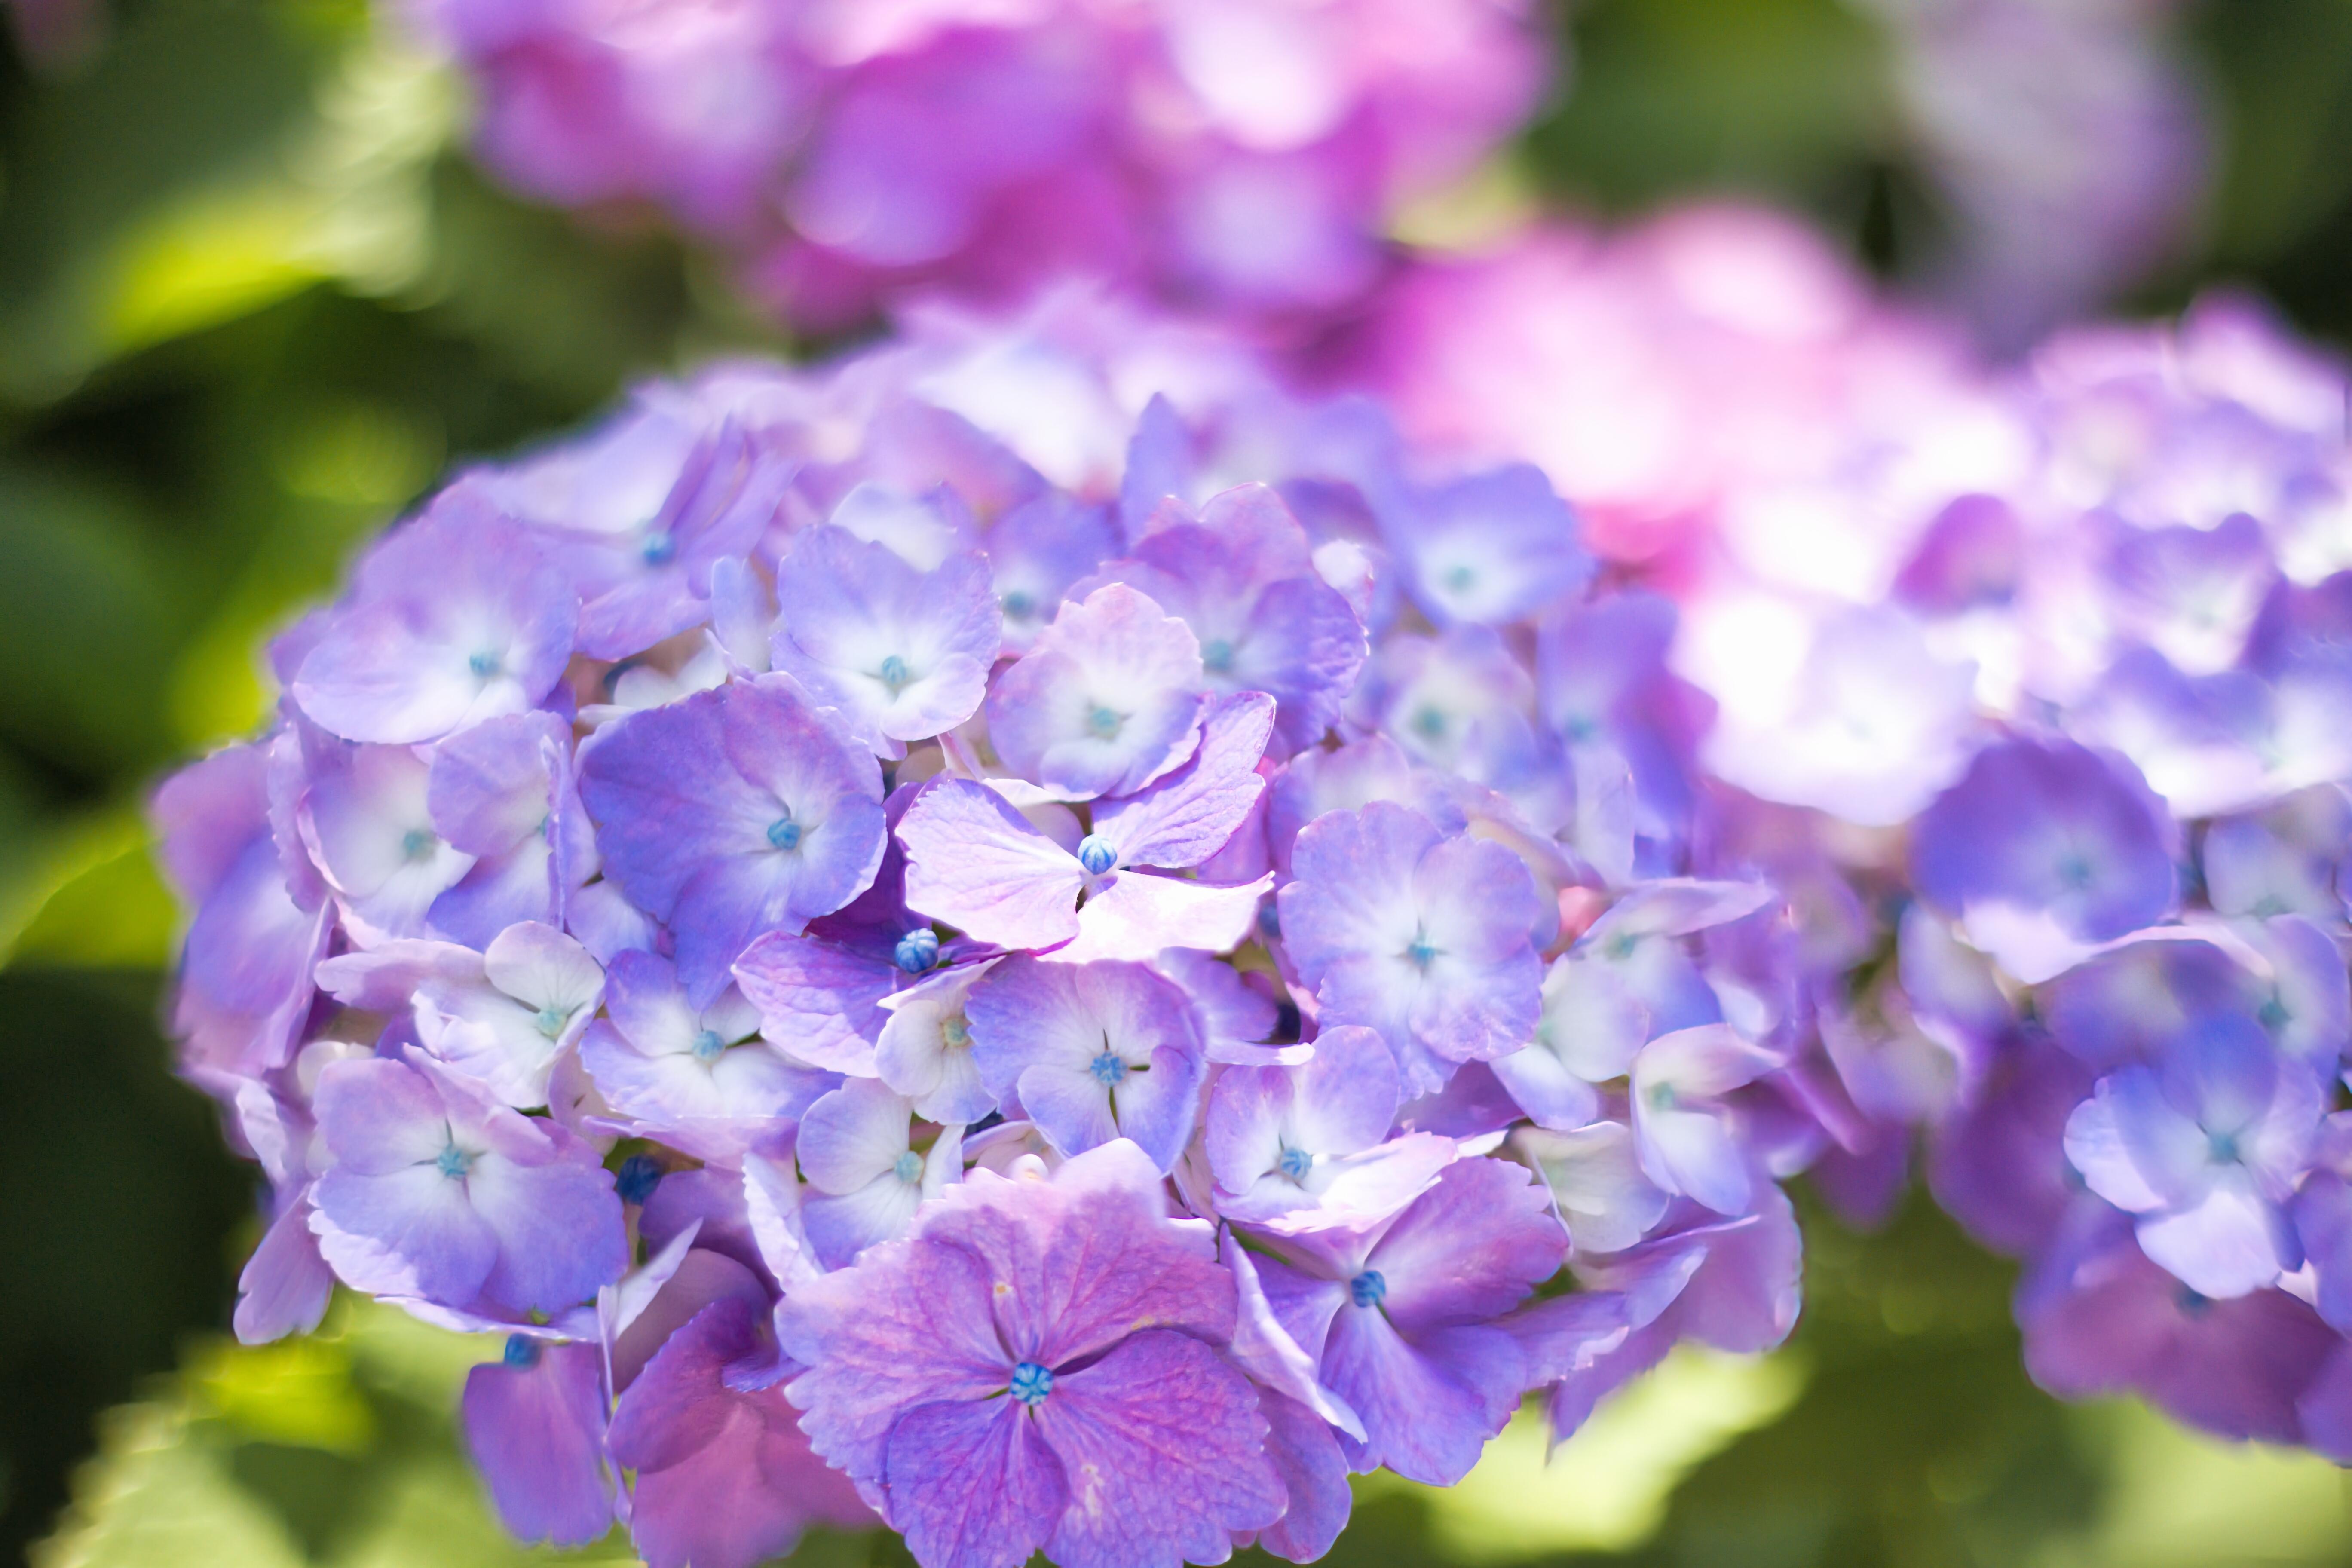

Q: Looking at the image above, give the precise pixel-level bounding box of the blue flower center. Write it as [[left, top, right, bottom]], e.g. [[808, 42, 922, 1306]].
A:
[[1201, 638, 1235, 673], [768, 817, 803, 851], [533, 1004, 570, 1038], [1077, 835, 1118, 876], [894, 1149, 923, 1184], [401, 828, 437, 862], [1009, 1362, 1054, 1406], [692, 1029, 727, 1063], [1278, 1146, 1314, 1181], [468, 650, 502, 679], [1444, 564, 1477, 593], [894, 928, 941, 973], [1088, 1051, 1129, 1086], [640, 530, 677, 566], [1409, 705, 1447, 741], [615, 1154, 664, 1205], [2260, 997, 2290, 1032], [502, 1334, 542, 1369], [1647, 1082, 1679, 1111], [1349, 1270, 1387, 1309], [1406, 935, 1438, 969], [2207, 1129, 2242, 1165], [1084, 704, 1123, 739], [877, 655, 912, 694], [2055, 853, 2096, 890], [1001, 589, 1036, 620], [941, 1016, 971, 1049], [436, 1144, 473, 1180], [2175, 1286, 2213, 1318]]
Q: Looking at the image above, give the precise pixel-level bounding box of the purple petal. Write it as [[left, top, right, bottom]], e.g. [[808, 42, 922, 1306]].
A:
[[610, 1298, 874, 1568], [1367, 1156, 1564, 1335], [462, 1341, 613, 1547], [1250, 1390, 1353, 1564], [234, 1195, 334, 1345], [897, 778, 1084, 948], [732, 931, 897, 1072], [1090, 692, 1275, 868], [882, 1396, 1066, 1568], [1035, 1330, 1286, 1568], [1322, 1308, 1523, 1485], [1054, 867, 1271, 964]]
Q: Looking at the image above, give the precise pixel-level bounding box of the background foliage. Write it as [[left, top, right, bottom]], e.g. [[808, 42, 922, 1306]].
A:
[[5, 0, 2352, 1562]]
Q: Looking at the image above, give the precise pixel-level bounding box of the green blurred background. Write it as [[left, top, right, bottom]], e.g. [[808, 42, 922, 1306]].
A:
[[5, 1, 2352, 1564]]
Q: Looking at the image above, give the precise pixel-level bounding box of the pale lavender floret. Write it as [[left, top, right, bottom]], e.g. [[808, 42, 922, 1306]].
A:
[[578, 674, 887, 1004], [1494, 879, 1774, 1128], [2202, 785, 2352, 920], [426, 710, 598, 949], [462, 1339, 614, 1547], [1277, 801, 1544, 1096], [2062, 1015, 2322, 1298], [298, 734, 477, 944], [564, 421, 793, 661], [309, 1049, 628, 1313], [1629, 1024, 1783, 1218], [874, 960, 998, 1124], [2099, 513, 2278, 678], [1360, 628, 1561, 826], [778, 1141, 1286, 1568], [984, 582, 1207, 799], [1245, 1156, 1566, 1485], [578, 950, 833, 1161], [1082, 484, 1366, 752], [293, 492, 578, 744], [896, 712, 1276, 962], [1208, 1023, 1455, 1227], [982, 490, 1117, 655], [417, 921, 606, 1107], [1378, 463, 1592, 628], [769, 525, 1003, 754], [797, 1078, 961, 1268], [964, 956, 1206, 1173], [2068, 643, 2352, 821], [1911, 734, 2179, 983], [1514, 1121, 1672, 1257]]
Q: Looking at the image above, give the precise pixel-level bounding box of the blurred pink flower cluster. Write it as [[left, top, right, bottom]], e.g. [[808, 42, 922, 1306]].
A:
[[405, 0, 1548, 329]]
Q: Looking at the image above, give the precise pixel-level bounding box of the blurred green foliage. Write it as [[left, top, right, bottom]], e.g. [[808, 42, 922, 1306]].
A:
[[4, 0, 2352, 1562]]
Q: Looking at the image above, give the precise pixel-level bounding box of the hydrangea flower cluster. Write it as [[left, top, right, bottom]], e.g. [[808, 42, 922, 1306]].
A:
[[400, 0, 1547, 329], [1571, 294, 2352, 1454], [156, 291, 1826, 1568]]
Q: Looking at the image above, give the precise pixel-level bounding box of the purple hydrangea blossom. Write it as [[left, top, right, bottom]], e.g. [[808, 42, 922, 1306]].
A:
[[1240, 1155, 1566, 1485], [1911, 735, 2180, 983], [778, 1141, 1289, 1568], [579, 673, 889, 1003], [411, 0, 1549, 331], [984, 582, 1209, 800], [309, 1050, 628, 1314], [155, 300, 1844, 1567], [965, 956, 1207, 1173], [769, 526, 1004, 754], [1276, 800, 1544, 1094], [294, 493, 578, 745]]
